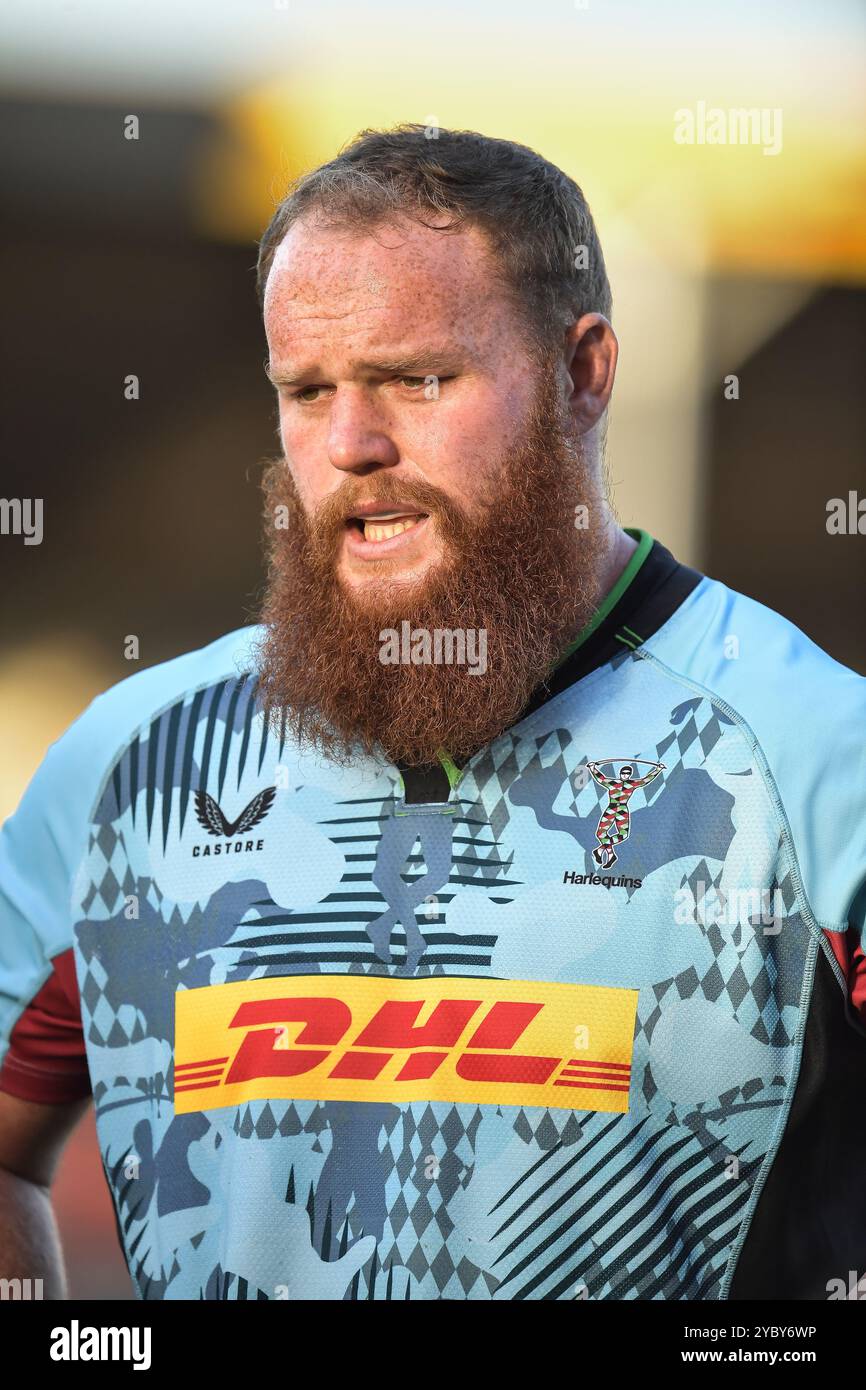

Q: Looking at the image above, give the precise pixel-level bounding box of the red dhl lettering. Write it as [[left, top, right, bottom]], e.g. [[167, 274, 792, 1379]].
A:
[[210, 996, 556, 1086]]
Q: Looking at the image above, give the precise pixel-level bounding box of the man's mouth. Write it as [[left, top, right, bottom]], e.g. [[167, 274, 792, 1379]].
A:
[[346, 510, 429, 543]]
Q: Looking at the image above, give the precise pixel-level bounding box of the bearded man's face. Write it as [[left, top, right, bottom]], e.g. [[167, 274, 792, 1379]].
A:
[[256, 213, 609, 767]]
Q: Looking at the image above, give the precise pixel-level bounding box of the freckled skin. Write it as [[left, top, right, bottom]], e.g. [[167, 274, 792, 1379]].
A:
[[256, 212, 638, 767], [262, 212, 628, 597], [264, 217, 543, 587]]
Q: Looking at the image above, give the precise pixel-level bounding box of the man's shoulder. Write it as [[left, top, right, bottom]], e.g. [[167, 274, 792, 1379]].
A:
[[643, 571, 865, 929], [645, 569, 865, 726], [0, 626, 265, 955]]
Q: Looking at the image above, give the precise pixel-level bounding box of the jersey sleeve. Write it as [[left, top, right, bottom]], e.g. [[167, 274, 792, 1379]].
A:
[[643, 577, 866, 1025], [0, 694, 112, 1104], [0, 627, 260, 1106], [0, 948, 89, 1102]]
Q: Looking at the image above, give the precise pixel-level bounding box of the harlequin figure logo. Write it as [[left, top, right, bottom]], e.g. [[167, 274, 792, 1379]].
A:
[[587, 758, 665, 869]]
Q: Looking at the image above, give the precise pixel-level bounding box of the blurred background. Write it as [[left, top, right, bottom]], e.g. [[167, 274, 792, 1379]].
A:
[[0, 0, 863, 1298]]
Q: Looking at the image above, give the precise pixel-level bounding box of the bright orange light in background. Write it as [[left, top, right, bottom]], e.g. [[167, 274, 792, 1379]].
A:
[[186, 0, 865, 599], [193, 3, 866, 285], [4, 0, 864, 813]]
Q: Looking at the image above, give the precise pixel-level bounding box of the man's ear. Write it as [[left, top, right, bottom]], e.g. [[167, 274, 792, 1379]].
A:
[[563, 314, 618, 435]]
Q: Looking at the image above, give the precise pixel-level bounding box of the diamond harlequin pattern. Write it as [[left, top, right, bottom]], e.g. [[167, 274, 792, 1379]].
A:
[[67, 660, 818, 1299]]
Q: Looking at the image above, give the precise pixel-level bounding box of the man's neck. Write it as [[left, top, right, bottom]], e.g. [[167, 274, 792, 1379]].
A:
[[596, 523, 639, 603], [417, 524, 644, 789], [557, 521, 639, 653]]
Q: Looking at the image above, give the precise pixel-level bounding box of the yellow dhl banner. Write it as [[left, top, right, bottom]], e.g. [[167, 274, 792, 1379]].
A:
[[174, 975, 639, 1115]]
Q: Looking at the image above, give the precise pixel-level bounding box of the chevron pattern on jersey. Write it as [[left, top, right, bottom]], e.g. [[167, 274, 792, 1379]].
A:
[[69, 654, 816, 1300]]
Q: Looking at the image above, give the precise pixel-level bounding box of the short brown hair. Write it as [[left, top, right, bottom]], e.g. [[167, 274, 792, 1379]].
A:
[[256, 124, 612, 357]]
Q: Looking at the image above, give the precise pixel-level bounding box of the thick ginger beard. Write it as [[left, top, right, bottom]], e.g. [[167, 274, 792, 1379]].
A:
[[253, 365, 609, 768]]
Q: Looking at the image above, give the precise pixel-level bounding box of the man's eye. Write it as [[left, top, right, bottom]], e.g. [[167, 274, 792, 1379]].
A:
[[399, 375, 452, 391], [288, 377, 449, 401]]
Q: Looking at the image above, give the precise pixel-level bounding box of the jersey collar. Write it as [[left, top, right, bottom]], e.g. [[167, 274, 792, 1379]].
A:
[[396, 529, 703, 804]]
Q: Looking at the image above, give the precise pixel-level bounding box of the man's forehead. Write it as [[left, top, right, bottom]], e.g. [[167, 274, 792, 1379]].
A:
[[265, 215, 496, 312]]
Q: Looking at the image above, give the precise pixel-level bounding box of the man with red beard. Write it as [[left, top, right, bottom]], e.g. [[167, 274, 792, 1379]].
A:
[[253, 178, 626, 772], [1, 126, 865, 1306]]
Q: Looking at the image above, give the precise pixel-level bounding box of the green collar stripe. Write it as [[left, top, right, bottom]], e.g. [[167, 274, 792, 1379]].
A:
[[435, 750, 464, 790], [552, 527, 654, 668]]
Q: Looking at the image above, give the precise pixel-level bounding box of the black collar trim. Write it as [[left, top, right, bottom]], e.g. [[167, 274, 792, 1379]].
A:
[[397, 538, 703, 804]]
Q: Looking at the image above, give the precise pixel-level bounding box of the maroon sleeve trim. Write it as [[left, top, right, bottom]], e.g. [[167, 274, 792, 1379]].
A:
[[825, 926, 866, 1026], [0, 946, 91, 1104]]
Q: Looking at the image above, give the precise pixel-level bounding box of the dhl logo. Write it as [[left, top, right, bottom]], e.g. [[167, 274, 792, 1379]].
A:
[[174, 976, 639, 1114]]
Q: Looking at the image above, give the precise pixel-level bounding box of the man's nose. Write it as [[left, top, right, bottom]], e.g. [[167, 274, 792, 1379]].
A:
[[327, 389, 400, 473]]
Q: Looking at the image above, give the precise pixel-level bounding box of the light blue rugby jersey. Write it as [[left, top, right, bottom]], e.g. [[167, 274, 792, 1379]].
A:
[[1, 532, 865, 1300]]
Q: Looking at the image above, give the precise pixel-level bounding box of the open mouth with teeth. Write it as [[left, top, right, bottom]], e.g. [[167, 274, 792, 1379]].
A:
[[346, 511, 429, 542]]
